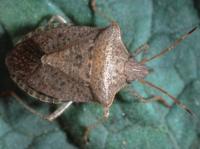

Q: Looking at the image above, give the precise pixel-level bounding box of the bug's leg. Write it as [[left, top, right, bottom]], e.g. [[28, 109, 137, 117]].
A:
[[48, 15, 68, 24], [43, 101, 73, 121], [133, 43, 149, 56], [83, 116, 107, 143], [138, 79, 193, 115], [90, 0, 96, 12], [0, 91, 47, 118], [130, 89, 171, 108], [48, 15, 74, 26], [0, 91, 72, 121], [89, 0, 115, 22], [83, 106, 109, 143]]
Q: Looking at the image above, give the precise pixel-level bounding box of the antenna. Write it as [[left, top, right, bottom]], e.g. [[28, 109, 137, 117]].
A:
[[140, 26, 198, 64]]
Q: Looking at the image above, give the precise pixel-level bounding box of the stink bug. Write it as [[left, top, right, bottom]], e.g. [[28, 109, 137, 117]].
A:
[[4, 15, 196, 141], [6, 16, 196, 121]]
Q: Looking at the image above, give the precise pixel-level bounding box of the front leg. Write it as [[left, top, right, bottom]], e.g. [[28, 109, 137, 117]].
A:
[[49, 15, 67, 24], [124, 87, 172, 108], [48, 15, 74, 26]]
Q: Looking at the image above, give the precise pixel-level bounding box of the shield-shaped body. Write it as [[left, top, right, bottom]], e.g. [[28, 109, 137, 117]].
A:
[[6, 22, 132, 108]]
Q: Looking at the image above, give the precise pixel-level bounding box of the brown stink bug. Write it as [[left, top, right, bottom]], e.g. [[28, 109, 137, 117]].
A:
[[4, 15, 197, 141]]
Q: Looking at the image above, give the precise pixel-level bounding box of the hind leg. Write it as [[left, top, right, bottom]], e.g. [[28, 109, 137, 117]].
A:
[[83, 115, 107, 143], [130, 90, 171, 108], [44, 101, 73, 121], [0, 91, 73, 121]]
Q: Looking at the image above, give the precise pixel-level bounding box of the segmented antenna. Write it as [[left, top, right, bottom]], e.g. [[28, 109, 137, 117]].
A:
[[140, 26, 198, 64]]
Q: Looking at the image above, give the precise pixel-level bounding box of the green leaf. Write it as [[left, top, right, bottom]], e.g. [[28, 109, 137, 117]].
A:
[[0, 0, 200, 149]]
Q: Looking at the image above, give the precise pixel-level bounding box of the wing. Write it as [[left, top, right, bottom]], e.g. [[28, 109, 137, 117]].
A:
[[31, 25, 100, 54], [27, 64, 93, 103], [6, 38, 93, 104]]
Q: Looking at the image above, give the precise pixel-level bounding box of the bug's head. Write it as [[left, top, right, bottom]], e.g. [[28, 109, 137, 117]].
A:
[[124, 26, 198, 84], [124, 57, 149, 83], [123, 26, 198, 116]]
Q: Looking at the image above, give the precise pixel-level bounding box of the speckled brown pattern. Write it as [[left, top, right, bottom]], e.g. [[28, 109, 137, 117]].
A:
[[6, 21, 149, 111]]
